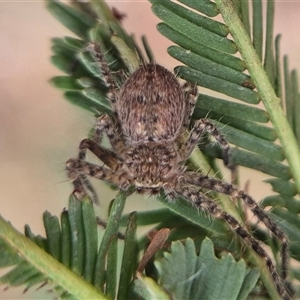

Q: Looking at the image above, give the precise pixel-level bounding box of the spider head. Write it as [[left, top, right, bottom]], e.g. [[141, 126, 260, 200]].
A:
[[135, 185, 161, 195], [124, 143, 181, 195]]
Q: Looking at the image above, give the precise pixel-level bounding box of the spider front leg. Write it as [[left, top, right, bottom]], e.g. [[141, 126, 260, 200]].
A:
[[184, 172, 289, 280], [174, 184, 292, 300], [181, 82, 198, 133], [66, 158, 114, 203], [71, 115, 124, 202], [94, 114, 124, 153], [79, 114, 124, 167], [89, 43, 119, 109], [181, 118, 235, 172], [66, 158, 131, 202]]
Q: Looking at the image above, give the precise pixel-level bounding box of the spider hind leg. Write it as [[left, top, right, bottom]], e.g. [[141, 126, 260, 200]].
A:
[[184, 172, 290, 280], [175, 185, 292, 300]]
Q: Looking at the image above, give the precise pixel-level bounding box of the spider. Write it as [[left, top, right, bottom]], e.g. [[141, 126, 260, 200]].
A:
[[66, 44, 291, 299]]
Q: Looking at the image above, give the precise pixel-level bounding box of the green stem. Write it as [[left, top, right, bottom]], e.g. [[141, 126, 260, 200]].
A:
[[0, 215, 107, 299], [215, 0, 300, 195], [214, 1, 296, 298]]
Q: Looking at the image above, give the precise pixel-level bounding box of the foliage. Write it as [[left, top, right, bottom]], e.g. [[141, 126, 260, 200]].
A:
[[1, 0, 300, 299]]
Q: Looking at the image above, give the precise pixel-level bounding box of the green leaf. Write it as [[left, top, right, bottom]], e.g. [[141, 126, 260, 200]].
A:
[[46, 1, 95, 38], [270, 208, 300, 261], [61, 210, 72, 268], [50, 76, 83, 91], [261, 195, 300, 213], [151, 3, 236, 54], [94, 191, 127, 291], [157, 23, 245, 71], [214, 0, 300, 194], [132, 274, 171, 300], [176, 0, 219, 17], [176, 66, 260, 104], [264, 178, 297, 197], [168, 46, 252, 86], [81, 198, 98, 283], [0, 199, 107, 299], [155, 238, 260, 300], [106, 235, 118, 299], [68, 195, 85, 276], [117, 212, 138, 300], [157, 196, 228, 235]]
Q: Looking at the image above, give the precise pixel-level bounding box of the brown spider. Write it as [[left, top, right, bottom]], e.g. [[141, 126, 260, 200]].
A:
[[66, 44, 291, 299]]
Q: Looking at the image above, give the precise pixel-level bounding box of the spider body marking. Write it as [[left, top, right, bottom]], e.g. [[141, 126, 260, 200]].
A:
[[117, 63, 186, 143], [66, 44, 292, 300]]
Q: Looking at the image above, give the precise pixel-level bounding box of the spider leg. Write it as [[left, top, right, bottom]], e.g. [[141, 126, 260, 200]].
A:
[[66, 158, 132, 193], [69, 120, 123, 203], [181, 82, 198, 132], [66, 158, 110, 203], [86, 43, 126, 151], [71, 173, 100, 203], [66, 158, 115, 204], [184, 172, 289, 280], [75, 113, 125, 202], [93, 114, 125, 154], [181, 118, 235, 172], [89, 43, 118, 109], [79, 139, 120, 170], [173, 185, 291, 300], [75, 123, 122, 203]]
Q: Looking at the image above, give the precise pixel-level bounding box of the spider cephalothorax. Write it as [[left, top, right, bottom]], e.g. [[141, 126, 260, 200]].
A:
[[66, 44, 292, 299]]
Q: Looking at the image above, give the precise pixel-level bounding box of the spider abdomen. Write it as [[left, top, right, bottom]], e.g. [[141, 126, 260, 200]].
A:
[[116, 64, 186, 143]]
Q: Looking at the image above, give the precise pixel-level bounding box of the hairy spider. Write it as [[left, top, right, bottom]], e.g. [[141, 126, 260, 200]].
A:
[[66, 44, 291, 299]]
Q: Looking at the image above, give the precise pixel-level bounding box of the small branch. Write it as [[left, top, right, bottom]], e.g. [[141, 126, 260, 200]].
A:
[[215, 0, 300, 196]]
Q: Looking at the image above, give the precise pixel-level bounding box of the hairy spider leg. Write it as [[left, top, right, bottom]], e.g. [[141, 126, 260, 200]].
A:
[[77, 111, 119, 164], [90, 43, 118, 108], [77, 113, 126, 202], [72, 173, 101, 203], [74, 115, 125, 202], [184, 173, 289, 280], [93, 114, 125, 154], [181, 118, 235, 172], [66, 159, 131, 191], [174, 185, 292, 300], [79, 139, 120, 170], [72, 43, 128, 203], [181, 82, 198, 132]]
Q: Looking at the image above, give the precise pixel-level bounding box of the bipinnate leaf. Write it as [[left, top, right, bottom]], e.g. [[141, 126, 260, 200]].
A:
[[154, 238, 260, 300]]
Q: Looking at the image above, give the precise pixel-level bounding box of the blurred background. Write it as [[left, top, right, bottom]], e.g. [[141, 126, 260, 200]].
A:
[[1, 1, 300, 299]]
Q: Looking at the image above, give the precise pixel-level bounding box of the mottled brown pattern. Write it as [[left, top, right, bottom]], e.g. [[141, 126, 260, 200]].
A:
[[116, 64, 186, 143], [66, 44, 292, 299]]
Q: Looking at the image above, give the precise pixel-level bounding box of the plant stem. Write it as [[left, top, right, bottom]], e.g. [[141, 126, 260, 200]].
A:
[[215, 1, 296, 298], [0, 215, 107, 300], [215, 0, 300, 195]]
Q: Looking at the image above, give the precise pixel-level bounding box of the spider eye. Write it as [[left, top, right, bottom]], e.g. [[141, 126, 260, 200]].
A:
[[151, 188, 160, 195], [136, 187, 143, 193]]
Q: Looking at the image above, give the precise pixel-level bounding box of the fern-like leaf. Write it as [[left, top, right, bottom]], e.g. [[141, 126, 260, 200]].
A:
[[0, 196, 106, 299], [154, 238, 260, 300]]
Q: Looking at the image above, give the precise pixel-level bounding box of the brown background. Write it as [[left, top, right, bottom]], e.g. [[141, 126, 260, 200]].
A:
[[1, 1, 300, 299]]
